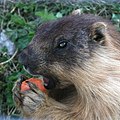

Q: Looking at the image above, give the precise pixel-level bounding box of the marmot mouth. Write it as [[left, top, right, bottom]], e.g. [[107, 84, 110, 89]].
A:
[[23, 66, 58, 90], [43, 77, 57, 90]]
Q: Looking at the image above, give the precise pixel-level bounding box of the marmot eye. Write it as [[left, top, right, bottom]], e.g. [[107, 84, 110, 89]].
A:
[[58, 41, 68, 48]]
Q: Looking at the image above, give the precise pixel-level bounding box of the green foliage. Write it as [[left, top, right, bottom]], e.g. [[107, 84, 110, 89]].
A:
[[112, 13, 120, 31], [0, 1, 120, 117], [35, 9, 57, 21], [11, 14, 26, 26]]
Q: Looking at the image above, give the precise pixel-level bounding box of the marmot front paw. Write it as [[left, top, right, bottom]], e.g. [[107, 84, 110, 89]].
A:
[[12, 76, 47, 116]]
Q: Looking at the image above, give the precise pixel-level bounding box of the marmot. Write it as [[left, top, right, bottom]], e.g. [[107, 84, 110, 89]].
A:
[[13, 14, 120, 120]]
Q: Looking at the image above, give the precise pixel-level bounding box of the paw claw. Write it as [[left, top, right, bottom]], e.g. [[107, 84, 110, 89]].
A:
[[19, 75, 29, 82], [27, 81, 39, 93], [27, 81, 45, 97]]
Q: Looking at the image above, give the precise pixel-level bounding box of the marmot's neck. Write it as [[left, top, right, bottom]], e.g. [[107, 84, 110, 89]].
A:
[[74, 78, 120, 120], [71, 50, 120, 120]]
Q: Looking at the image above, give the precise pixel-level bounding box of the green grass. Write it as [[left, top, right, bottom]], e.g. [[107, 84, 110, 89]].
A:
[[0, 1, 120, 117]]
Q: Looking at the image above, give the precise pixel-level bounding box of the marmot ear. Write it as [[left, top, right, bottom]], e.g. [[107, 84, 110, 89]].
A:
[[90, 22, 107, 45]]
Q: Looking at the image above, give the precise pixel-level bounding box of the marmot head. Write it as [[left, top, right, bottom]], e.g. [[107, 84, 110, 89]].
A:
[[19, 14, 119, 89]]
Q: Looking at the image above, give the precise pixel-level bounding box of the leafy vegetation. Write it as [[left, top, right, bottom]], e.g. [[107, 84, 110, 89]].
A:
[[0, 1, 120, 118]]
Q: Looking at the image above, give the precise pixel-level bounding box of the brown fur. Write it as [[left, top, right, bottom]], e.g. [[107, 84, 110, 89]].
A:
[[13, 14, 120, 120]]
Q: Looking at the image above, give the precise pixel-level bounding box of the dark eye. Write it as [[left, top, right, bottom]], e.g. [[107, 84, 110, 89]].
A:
[[57, 41, 68, 48]]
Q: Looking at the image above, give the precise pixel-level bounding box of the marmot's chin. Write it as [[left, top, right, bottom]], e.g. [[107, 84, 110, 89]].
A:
[[23, 66, 39, 76]]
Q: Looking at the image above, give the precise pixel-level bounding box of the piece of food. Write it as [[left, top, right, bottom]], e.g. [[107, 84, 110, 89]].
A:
[[21, 78, 46, 93]]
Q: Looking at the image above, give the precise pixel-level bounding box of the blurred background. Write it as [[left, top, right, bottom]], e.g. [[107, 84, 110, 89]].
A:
[[0, 0, 120, 119]]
